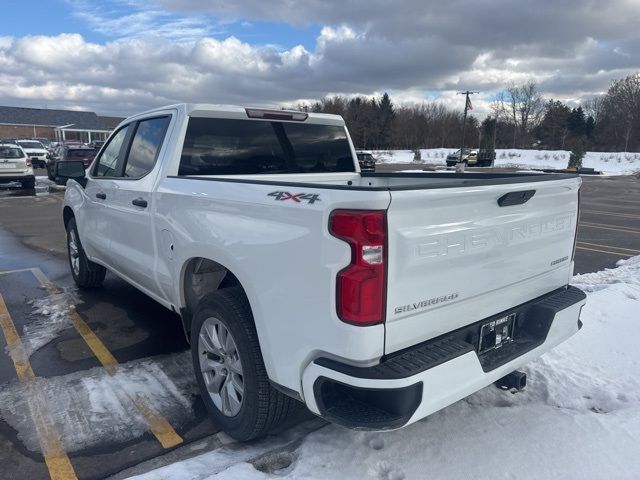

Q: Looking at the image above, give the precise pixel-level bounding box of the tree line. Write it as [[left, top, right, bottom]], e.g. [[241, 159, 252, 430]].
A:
[[296, 72, 640, 152]]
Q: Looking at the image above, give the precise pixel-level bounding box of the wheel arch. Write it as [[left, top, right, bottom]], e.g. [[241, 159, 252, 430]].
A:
[[179, 256, 251, 341]]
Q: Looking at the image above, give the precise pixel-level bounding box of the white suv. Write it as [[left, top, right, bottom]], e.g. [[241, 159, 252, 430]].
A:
[[16, 140, 48, 168], [0, 143, 35, 189]]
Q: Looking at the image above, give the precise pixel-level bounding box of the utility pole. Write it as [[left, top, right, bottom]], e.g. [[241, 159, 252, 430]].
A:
[[457, 91, 479, 164]]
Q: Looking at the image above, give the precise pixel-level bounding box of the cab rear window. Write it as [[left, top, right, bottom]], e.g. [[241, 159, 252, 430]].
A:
[[0, 147, 24, 158], [67, 149, 96, 159], [179, 118, 355, 176]]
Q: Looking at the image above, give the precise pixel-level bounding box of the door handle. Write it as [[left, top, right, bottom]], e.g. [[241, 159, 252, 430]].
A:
[[132, 197, 148, 208], [95, 192, 106, 200], [497, 190, 536, 207]]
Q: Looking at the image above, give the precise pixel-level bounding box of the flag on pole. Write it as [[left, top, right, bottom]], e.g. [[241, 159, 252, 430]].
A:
[[466, 96, 473, 110]]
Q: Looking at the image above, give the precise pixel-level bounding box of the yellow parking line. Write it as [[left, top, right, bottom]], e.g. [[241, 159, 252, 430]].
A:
[[581, 209, 640, 219], [0, 294, 78, 480], [0, 267, 37, 276], [579, 222, 640, 234], [577, 241, 640, 253], [30, 268, 183, 449], [575, 245, 633, 257]]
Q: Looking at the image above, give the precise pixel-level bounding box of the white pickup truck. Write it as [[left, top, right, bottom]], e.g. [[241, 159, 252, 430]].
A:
[[60, 104, 586, 441]]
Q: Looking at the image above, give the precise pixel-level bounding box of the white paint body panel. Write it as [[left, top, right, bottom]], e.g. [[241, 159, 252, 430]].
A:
[[302, 301, 585, 424], [64, 104, 582, 417], [384, 178, 581, 354]]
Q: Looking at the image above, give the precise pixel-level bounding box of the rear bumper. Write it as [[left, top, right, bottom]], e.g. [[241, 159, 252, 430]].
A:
[[301, 286, 586, 430], [0, 173, 35, 184]]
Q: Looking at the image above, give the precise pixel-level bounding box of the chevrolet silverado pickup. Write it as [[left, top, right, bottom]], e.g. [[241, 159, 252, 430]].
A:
[[60, 104, 586, 441]]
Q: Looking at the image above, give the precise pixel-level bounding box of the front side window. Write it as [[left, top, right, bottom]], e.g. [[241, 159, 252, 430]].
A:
[[94, 126, 130, 177], [179, 118, 355, 176], [124, 116, 170, 178]]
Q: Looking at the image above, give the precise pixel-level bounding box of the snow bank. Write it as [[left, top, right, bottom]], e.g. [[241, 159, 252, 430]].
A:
[[129, 257, 640, 480], [375, 149, 640, 175]]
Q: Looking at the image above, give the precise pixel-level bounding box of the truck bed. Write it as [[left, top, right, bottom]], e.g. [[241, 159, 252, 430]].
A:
[[172, 170, 576, 190]]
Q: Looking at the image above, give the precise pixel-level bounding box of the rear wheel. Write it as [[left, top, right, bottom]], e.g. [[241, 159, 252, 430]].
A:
[[191, 287, 294, 441], [66, 217, 106, 288]]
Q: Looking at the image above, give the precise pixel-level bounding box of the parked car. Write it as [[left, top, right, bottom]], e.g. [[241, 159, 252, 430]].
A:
[[47, 145, 96, 183], [0, 143, 35, 189], [446, 148, 478, 166], [33, 137, 53, 151], [61, 104, 585, 441], [15, 139, 49, 168], [355, 150, 376, 172]]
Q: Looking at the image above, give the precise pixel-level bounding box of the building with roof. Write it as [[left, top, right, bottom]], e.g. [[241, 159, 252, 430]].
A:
[[0, 106, 124, 143]]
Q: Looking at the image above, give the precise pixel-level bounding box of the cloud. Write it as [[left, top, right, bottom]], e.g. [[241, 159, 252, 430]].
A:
[[67, 0, 223, 42], [1, 0, 639, 116]]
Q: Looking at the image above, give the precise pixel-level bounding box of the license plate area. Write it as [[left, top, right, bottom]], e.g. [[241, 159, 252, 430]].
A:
[[478, 313, 516, 354]]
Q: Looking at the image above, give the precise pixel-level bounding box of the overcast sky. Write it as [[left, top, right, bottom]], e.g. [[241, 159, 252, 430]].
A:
[[1, 0, 639, 117]]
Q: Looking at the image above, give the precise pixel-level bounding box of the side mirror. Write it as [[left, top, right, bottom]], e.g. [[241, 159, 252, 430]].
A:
[[55, 160, 87, 187]]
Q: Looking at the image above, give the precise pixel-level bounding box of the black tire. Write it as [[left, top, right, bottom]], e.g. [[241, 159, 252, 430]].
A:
[[47, 167, 55, 181], [66, 217, 106, 288], [21, 177, 35, 189], [191, 287, 293, 441]]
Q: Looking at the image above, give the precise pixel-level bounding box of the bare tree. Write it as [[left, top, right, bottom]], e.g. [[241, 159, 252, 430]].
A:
[[582, 96, 605, 124], [601, 73, 640, 151], [502, 80, 545, 148]]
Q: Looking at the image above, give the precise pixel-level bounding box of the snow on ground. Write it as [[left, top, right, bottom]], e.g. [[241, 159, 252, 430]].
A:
[[0, 352, 197, 452], [130, 257, 640, 480], [20, 287, 78, 356], [375, 149, 640, 175]]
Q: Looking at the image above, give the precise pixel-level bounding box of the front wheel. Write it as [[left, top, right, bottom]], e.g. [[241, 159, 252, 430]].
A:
[[191, 287, 294, 441], [66, 217, 106, 288]]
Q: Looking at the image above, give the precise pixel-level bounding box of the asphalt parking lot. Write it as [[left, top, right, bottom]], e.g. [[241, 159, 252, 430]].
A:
[[0, 169, 638, 479]]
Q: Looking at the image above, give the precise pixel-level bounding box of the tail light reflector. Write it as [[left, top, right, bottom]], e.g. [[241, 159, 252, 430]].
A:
[[330, 210, 387, 326]]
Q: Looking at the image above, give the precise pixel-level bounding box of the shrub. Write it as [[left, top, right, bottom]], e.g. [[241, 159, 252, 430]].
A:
[[412, 149, 422, 162], [568, 142, 585, 170]]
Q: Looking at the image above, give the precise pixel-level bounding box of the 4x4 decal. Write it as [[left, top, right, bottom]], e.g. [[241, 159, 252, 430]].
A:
[[268, 191, 321, 204]]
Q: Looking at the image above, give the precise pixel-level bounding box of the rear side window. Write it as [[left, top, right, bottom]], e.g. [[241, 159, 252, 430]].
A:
[[124, 116, 170, 178], [179, 118, 355, 176], [94, 126, 130, 177]]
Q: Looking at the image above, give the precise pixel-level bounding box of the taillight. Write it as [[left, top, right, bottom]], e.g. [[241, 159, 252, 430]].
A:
[[572, 187, 582, 262], [25, 159, 32, 167], [329, 210, 387, 326]]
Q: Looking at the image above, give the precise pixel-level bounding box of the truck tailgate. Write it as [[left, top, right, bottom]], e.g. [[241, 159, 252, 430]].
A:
[[385, 177, 581, 354]]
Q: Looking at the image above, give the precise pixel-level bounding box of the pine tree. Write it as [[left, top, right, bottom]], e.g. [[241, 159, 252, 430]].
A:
[[567, 107, 586, 137], [378, 93, 395, 149]]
